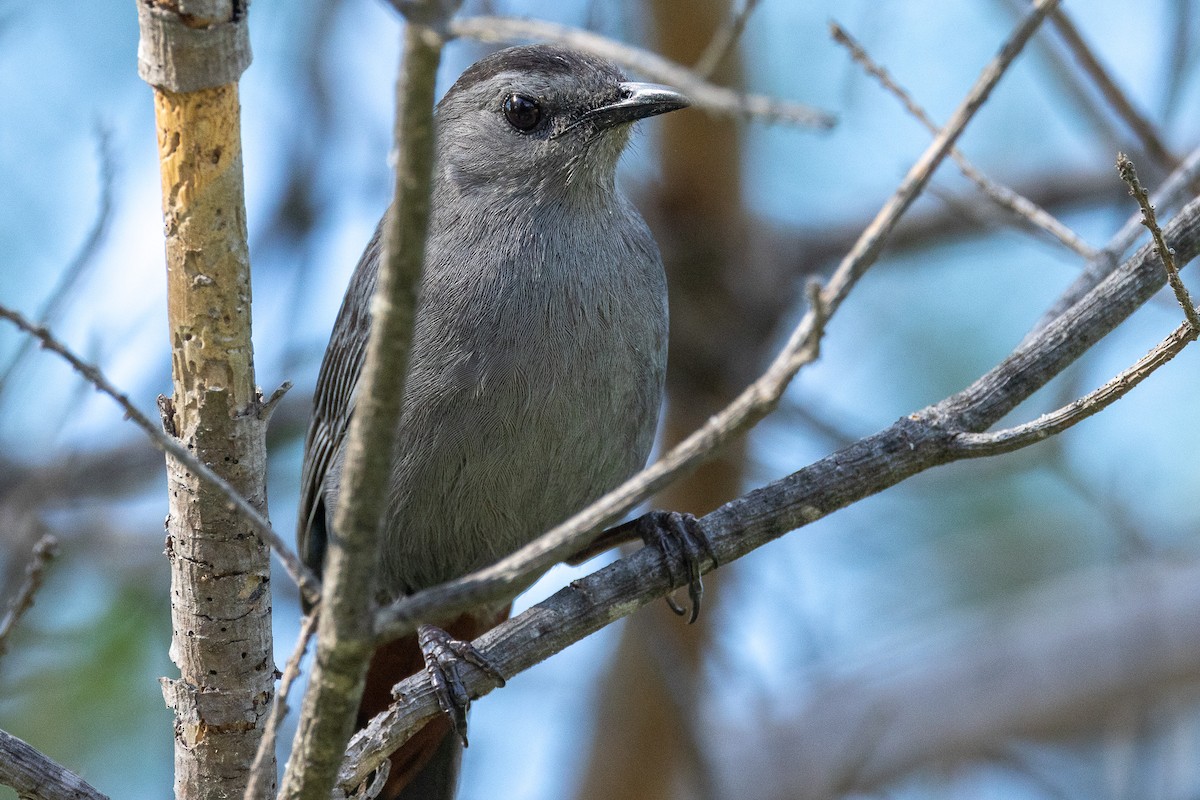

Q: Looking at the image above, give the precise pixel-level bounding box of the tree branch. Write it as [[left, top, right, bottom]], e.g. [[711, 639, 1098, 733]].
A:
[[830, 20, 1098, 260], [0, 305, 319, 602], [1032, 142, 1200, 335], [447, 15, 836, 129], [0, 728, 109, 800], [692, 0, 761, 79], [994, 0, 1127, 158], [339, 181, 1200, 795], [0, 534, 58, 661], [0, 125, 115, 409], [1117, 153, 1200, 329], [245, 611, 319, 800], [372, 0, 1064, 645], [954, 319, 1197, 454], [1048, 7, 1178, 172], [277, 2, 457, 797]]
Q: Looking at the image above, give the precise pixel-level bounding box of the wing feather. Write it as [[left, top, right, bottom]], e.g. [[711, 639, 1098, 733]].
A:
[[296, 225, 383, 576]]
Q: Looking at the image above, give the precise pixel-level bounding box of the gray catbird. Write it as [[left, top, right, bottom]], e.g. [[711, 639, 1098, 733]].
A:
[[297, 44, 697, 800]]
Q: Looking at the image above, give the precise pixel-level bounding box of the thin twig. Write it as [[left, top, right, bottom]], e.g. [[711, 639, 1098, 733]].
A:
[[1050, 8, 1178, 172], [0, 304, 321, 604], [1159, 0, 1194, 121], [830, 21, 1098, 261], [995, 0, 1126, 154], [1109, 145, 1200, 260], [0, 125, 116, 407], [373, 0, 1063, 644], [447, 15, 836, 129], [244, 611, 320, 800], [693, 0, 760, 79], [954, 319, 1198, 455], [0, 534, 58, 660], [1031, 143, 1200, 337], [1116, 153, 1200, 330], [823, 0, 1061, 308]]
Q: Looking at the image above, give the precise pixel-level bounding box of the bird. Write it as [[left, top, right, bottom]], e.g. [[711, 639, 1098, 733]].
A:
[[297, 43, 695, 800]]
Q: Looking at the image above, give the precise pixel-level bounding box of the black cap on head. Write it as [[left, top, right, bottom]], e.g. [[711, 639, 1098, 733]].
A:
[[449, 45, 626, 97], [443, 44, 688, 132]]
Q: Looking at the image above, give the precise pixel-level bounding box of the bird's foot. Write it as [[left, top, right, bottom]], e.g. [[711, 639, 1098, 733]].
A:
[[632, 511, 717, 624], [416, 623, 506, 746]]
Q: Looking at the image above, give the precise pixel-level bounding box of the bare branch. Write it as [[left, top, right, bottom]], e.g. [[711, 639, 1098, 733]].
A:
[[245, 611, 320, 800], [0, 534, 58, 660], [344, 172, 1200, 795], [1117, 153, 1200, 329], [954, 319, 1197, 455], [692, 0, 760, 79], [1049, 7, 1178, 172], [0, 125, 116, 409], [447, 15, 836, 129], [278, 1, 457, 796], [1032, 143, 1200, 334], [995, 0, 1127, 152], [373, 0, 1064, 644], [0, 304, 320, 603], [1108, 145, 1200, 259], [1159, 0, 1194, 117], [0, 728, 108, 800], [830, 20, 1098, 261]]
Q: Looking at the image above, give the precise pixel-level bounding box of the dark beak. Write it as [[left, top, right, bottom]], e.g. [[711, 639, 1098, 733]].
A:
[[573, 82, 690, 133]]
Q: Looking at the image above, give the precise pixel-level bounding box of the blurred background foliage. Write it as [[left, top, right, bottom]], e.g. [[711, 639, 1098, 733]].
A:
[[2, 0, 1200, 798]]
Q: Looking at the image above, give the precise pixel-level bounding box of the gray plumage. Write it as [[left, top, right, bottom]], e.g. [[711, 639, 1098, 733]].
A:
[[297, 45, 683, 602]]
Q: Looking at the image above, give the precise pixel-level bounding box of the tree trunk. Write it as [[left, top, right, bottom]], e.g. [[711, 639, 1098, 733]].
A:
[[147, 54, 275, 800]]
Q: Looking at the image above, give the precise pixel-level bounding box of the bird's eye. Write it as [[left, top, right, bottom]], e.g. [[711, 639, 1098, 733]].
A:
[[503, 94, 543, 132]]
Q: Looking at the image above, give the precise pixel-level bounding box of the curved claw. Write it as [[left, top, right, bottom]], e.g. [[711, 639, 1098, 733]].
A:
[[416, 623, 506, 747], [634, 511, 717, 624]]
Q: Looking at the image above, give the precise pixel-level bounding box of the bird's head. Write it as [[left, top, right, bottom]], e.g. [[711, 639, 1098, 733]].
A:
[[435, 44, 689, 200]]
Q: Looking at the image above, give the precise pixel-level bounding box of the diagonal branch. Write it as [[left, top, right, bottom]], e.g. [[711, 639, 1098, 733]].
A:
[[692, 0, 761, 78], [994, 0, 1126, 155], [372, 0, 1065, 645], [448, 15, 836, 128], [954, 319, 1197, 455], [245, 611, 319, 800], [830, 20, 1098, 260], [1049, 7, 1178, 172], [0, 125, 116, 409], [340, 165, 1200, 796], [1032, 143, 1200, 334], [0, 728, 109, 800], [0, 304, 319, 602]]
